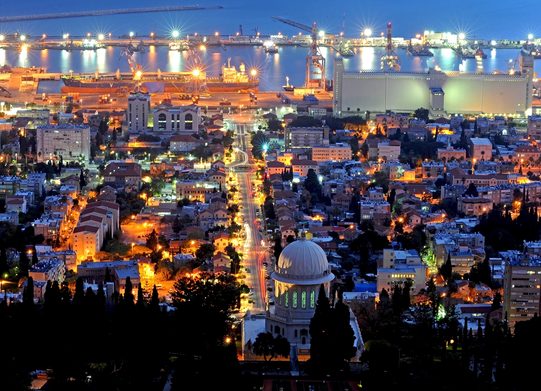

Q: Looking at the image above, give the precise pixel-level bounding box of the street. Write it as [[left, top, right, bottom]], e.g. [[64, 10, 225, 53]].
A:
[[228, 113, 268, 313]]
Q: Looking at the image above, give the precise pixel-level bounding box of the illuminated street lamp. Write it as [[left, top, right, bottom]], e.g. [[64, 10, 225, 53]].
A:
[[171, 30, 180, 39], [129, 31, 135, 39], [20, 34, 26, 42], [0, 35, 4, 41], [363, 28, 373, 38], [97, 33, 105, 41], [528, 33, 534, 41], [249, 68, 258, 78]]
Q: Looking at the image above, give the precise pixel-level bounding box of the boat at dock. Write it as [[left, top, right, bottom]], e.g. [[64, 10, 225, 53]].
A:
[[337, 41, 354, 57], [60, 61, 258, 94], [407, 43, 433, 57], [282, 76, 294, 92]]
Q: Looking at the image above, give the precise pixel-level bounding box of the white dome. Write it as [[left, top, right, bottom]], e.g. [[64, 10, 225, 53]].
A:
[[273, 239, 334, 285]]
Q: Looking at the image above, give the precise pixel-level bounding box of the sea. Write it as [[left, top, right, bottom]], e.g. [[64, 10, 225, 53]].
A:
[[2, 46, 541, 93]]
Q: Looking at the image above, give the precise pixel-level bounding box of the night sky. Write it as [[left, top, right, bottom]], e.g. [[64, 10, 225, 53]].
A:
[[1, 0, 539, 39]]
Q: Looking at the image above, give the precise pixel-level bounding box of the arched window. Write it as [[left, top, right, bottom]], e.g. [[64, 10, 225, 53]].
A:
[[185, 113, 193, 130], [292, 291, 298, 308], [301, 291, 306, 309], [158, 113, 166, 130], [310, 290, 315, 308], [284, 291, 289, 307], [274, 325, 281, 335]]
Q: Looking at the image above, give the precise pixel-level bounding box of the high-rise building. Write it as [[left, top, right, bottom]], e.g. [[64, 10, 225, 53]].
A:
[[36, 124, 91, 163], [503, 256, 541, 331], [127, 91, 151, 133]]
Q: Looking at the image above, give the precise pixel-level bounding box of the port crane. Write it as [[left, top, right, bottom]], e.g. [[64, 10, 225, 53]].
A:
[[273, 17, 326, 89]]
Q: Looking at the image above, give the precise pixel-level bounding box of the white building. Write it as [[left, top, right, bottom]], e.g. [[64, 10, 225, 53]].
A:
[[333, 57, 533, 116], [377, 141, 401, 161], [36, 124, 91, 163], [377, 249, 427, 294], [469, 137, 493, 161], [263, 238, 363, 357], [127, 91, 151, 133], [311, 144, 352, 162], [153, 104, 201, 133]]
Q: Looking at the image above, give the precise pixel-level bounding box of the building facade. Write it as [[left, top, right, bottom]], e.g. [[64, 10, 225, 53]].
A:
[[333, 57, 532, 116], [153, 104, 201, 133], [127, 91, 151, 133], [36, 125, 91, 163]]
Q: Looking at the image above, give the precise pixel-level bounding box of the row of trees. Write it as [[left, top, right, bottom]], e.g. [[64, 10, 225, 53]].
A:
[[1, 272, 245, 390]]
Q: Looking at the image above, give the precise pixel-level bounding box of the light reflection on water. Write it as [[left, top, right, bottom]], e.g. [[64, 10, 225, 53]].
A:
[[0, 45, 540, 91]]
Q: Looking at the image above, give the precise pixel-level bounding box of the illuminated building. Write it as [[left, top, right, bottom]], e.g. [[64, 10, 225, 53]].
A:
[[153, 104, 201, 133], [311, 144, 352, 162], [469, 137, 493, 161], [503, 256, 541, 330], [527, 116, 541, 140], [377, 249, 427, 294], [127, 91, 151, 133], [457, 197, 493, 216], [36, 124, 91, 163], [333, 56, 533, 116], [285, 127, 329, 149]]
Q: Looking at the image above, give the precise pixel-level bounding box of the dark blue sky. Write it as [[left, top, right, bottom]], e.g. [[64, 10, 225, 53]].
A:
[[1, 0, 539, 39]]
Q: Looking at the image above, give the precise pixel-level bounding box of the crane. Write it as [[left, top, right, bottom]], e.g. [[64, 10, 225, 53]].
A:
[[273, 17, 326, 89]]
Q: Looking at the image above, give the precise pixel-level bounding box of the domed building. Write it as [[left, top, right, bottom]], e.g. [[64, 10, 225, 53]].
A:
[[265, 238, 335, 347]]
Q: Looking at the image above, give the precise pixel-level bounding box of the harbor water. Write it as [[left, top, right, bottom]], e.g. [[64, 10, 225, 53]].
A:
[[1, 45, 540, 92]]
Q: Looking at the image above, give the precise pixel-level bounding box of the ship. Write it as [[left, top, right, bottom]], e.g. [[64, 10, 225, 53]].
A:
[[337, 41, 354, 57], [282, 76, 294, 91], [407, 43, 433, 57], [60, 60, 259, 94], [263, 40, 279, 54], [457, 46, 487, 59], [522, 44, 541, 59], [169, 41, 190, 51]]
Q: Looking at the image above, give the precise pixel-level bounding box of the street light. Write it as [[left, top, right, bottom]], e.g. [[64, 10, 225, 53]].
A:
[[363, 28, 373, 38], [171, 30, 180, 39]]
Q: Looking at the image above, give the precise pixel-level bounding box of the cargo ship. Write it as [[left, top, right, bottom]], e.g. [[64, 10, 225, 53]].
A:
[[407, 43, 433, 57], [60, 60, 259, 94]]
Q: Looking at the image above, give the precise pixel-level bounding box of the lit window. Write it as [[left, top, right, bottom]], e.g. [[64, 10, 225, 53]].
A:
[[292, 291, 298, 308], [310, 290, 315, 308], [285, 292, 289, 307], [301, 291, 306, 309]]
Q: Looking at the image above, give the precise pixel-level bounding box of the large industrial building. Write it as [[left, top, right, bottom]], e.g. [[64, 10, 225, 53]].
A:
[[333, 55, 533, 117]]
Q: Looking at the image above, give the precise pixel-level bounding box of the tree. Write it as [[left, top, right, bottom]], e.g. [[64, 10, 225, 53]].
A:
[[172, 272, 243, 316], [464, 183, 479, 197], [304, 169, 322, 198], [31, 247, 39, 265], [413, 107, 429, 122], [309, 285, 356, 373], [146, 229, 159, 251], [73, 277, 85, 306], [124, 276, 135, 305], [440, 253, 453, 281], [273, 237, 283, 261], [491, 291, 502, 311], [252, 332, 290, 361], [172, 215, 182, 234], [23, 277, 34, 307], [195, 243, 215, 262], [0, 247, 7, 275], [79, 169, 87, 189], [18, 249, 30, 277], [150, 285, 160, 310], [137, 284, 145, 307], [251, 131, 270, 160]]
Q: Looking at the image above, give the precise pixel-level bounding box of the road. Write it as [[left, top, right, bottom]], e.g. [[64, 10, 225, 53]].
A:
[[228, 113, 268, 313]]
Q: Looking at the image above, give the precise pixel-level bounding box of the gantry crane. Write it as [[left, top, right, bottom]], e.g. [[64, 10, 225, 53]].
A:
[[273, 17, 326, 89]]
